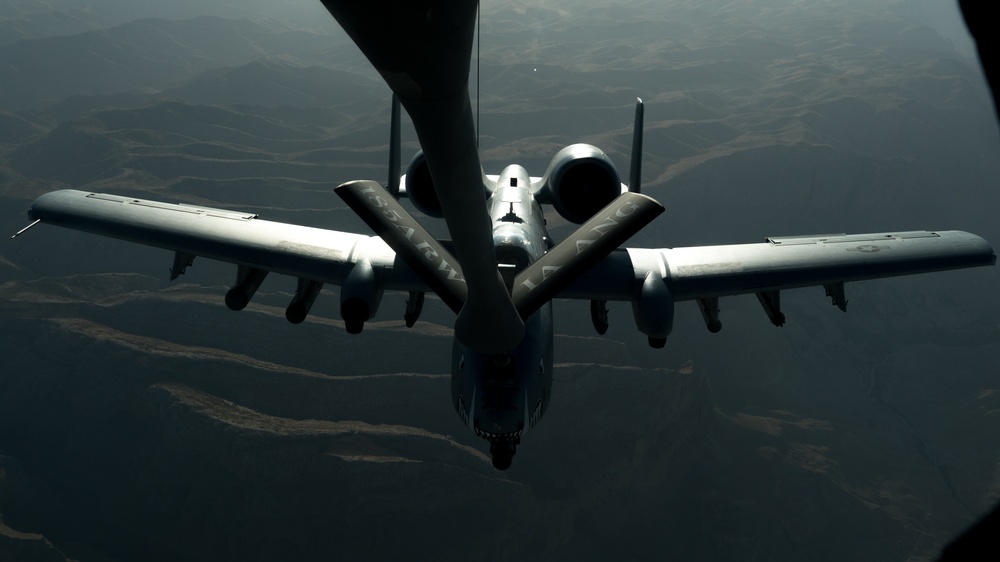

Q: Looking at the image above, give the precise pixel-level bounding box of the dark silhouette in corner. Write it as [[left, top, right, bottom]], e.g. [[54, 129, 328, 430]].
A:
[[937, 3, 1000, 561]]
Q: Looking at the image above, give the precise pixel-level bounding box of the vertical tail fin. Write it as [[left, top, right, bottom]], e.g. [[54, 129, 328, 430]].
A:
[[387, 94, 402, 198], [628, 97, 644, 194]]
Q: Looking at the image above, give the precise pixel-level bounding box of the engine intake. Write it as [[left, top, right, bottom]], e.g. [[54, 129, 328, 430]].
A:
[[539, 144, 622, 224], [404, 151, 444, 218]]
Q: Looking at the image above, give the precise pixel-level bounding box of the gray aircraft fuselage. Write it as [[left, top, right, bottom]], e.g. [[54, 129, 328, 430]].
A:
[[451, 165, 554, 470]]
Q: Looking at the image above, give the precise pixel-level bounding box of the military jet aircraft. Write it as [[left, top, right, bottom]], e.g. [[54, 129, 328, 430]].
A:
[[14, 1, 996, 469]]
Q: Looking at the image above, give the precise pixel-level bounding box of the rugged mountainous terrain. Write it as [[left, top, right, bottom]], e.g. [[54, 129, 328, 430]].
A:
[[1, 1, 998, 560]]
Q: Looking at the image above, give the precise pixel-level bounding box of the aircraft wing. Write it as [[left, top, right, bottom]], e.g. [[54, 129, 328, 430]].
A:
[[560, 230, 995, 341], [25, 189, 427, 324]]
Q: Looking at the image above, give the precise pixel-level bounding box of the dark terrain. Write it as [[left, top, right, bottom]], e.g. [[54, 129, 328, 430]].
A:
[[1, 1, 998, 560]]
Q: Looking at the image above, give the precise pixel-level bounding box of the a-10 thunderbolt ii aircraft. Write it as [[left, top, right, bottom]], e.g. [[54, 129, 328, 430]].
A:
[[14, 1, 996, 469]]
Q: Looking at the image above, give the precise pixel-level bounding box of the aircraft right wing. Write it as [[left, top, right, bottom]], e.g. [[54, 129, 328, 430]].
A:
[[559, 230, 996, 345]]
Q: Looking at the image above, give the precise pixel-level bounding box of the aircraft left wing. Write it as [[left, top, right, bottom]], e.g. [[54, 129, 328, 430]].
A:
[[560, 230, 995, 345], [25, 189, 427, 328]]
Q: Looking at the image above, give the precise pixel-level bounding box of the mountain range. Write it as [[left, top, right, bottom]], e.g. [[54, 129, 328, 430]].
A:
[[1, 1, 998, 560]]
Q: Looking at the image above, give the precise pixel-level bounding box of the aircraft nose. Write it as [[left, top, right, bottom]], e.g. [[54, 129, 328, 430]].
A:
[[473, 416, 521, 471], [472, 382, 525, 439], [472, 415, 523, 443]]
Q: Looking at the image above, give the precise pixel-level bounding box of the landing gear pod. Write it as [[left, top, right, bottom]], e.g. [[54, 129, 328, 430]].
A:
[[340, 258, 383, 334], [632, 270, 674, 348]]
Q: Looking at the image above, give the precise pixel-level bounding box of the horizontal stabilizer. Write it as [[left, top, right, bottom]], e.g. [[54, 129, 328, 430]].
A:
[[512, 192, 664, 318], [387, 94, 401, 198], [335, 180, 467, 313], [629, 98, 643, 193]]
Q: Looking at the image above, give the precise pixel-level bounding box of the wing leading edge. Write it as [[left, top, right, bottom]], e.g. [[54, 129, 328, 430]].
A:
[[27, 189, 427, 321], [564, 231, 995, 301], [24, 190, 995, 341], [561, 230, 995, 341]]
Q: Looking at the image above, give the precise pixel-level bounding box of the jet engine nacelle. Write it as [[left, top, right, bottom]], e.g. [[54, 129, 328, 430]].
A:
[[404, 151, 444, 218], [539, 144, 622, 224]]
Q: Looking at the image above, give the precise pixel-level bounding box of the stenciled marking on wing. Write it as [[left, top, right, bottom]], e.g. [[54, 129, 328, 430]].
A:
[[573, 199, 642, 255], [358, 184, 464, 282], [849, 244, 889, 253]]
